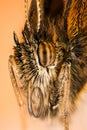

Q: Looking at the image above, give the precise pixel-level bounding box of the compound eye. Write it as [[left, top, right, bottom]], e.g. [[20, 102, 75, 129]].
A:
[[38, 42, 56, 67]]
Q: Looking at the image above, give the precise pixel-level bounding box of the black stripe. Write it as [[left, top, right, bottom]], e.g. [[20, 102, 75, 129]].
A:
[[48, 42, 52, 65], [41, 42, 48, 66]]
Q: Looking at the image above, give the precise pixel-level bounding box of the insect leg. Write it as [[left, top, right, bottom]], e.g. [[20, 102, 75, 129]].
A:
[[8, 55, 27, 106], [58, 63, 71, 130], [64, 114, 69, 130]]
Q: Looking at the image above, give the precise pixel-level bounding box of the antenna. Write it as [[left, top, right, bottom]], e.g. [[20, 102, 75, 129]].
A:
[[24, 0, 30, 30], [36, 0, 41, 32]]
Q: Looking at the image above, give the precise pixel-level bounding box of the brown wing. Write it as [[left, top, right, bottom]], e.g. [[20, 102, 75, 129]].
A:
[[67, 0, 87, 40], [66, 0, 87, 98]]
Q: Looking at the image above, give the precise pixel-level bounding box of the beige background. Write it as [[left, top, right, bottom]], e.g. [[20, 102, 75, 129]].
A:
[[0, 0, 87, 130]]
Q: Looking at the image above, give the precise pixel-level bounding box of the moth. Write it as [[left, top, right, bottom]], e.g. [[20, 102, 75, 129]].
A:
[[8, 0, 87, 130]]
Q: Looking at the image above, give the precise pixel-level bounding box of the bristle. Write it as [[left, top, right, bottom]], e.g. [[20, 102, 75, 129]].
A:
[[22, 31, 29, 45], [13, 32, 20, 45]]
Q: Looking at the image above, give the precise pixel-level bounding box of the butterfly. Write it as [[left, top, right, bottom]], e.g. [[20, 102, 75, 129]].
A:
[[8, 0, 87, 130]]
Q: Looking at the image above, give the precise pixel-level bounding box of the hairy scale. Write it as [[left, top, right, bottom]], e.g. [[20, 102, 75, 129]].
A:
[[8, 0, 87, 130]]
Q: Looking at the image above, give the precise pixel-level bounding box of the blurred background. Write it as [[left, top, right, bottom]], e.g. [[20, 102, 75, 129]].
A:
[[0, 0, 87, 130]]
